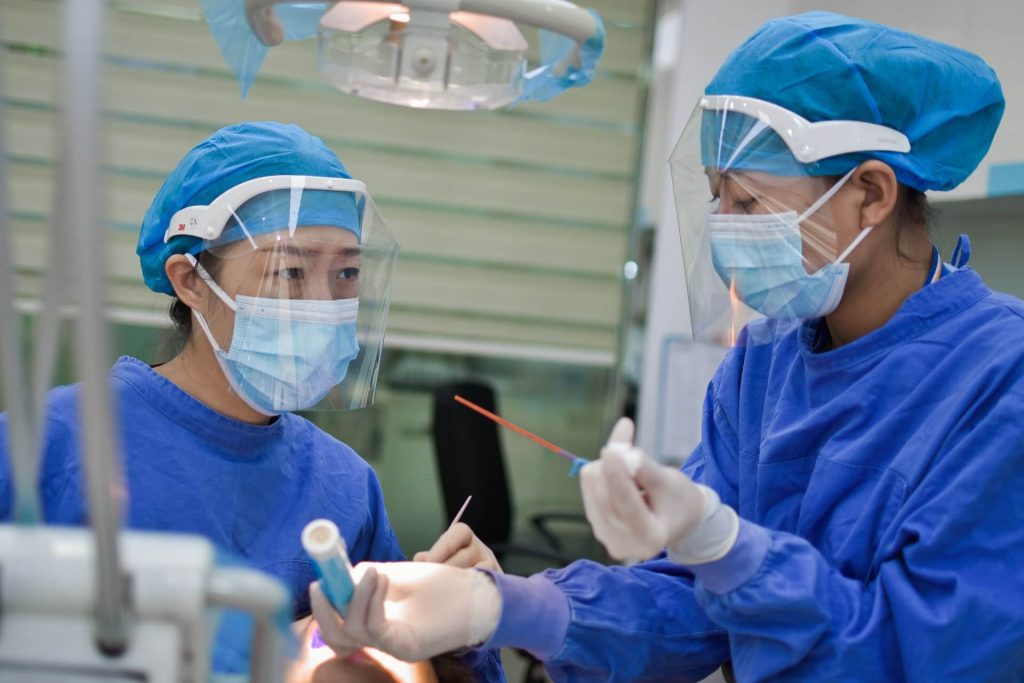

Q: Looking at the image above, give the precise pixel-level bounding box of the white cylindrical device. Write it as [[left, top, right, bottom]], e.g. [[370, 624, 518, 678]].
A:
[[302, 518, 356, 617]]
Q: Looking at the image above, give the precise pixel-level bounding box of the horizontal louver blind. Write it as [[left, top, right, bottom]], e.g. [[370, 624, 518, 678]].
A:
[[1, 0, 651, 364]]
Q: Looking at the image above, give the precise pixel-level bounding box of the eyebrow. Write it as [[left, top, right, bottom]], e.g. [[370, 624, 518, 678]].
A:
[[261, 245, 362, 258]]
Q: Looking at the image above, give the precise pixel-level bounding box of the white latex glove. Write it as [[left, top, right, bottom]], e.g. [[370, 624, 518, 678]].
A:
[[307, 593, 365, 661], [290, 614, 434, 683], [413, 522, 503, 572], [311, 562, 501, 664], [580, 417, 739, 564]]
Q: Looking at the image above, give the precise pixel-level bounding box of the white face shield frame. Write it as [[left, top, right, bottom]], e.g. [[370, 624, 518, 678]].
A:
[[699, 95, 910, 166], [164, 176, 372, 244]]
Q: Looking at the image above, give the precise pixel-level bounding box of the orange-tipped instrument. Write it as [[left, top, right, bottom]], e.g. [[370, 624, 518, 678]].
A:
[[453, 394, 590, 476]]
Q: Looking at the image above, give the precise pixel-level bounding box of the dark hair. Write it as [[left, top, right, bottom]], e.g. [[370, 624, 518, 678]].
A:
[[893, 184, 933, 260], [162, 252, 224, 358], [897, 185, 932, 228], [430, 654, 477, 683]]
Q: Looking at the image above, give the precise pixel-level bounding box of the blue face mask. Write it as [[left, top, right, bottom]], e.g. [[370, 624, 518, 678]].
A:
[[708, 172, 872, 320], [189, 257, 359, 415]]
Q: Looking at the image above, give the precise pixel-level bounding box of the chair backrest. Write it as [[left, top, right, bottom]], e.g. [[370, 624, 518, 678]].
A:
[[431, 382, 513, 547]]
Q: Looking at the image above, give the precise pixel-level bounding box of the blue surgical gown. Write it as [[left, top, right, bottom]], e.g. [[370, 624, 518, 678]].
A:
[[1, 356, 404, 607], [486, 267, 1024, 681], [0, 357, 507, 681]]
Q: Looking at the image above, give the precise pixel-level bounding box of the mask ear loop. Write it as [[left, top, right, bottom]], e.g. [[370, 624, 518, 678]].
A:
[[185, 253, 237, 312], [182, 255, 279, 417], [795, 168, 858, 266], [833, 225, 874, 265], [798, 168, 857, 223], [184, 252, 237, 356]]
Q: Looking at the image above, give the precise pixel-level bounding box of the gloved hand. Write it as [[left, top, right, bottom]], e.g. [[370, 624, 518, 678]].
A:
[[288, 614, 435, 683], [413, 523, 503, 572], [306, 595, 365, 661], [311, 562, 502, 664], [580, 417, 739, 564]]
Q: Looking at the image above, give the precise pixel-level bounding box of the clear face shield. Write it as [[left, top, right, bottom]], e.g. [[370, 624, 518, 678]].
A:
[[670, 96, 910, 343], [164, 176, 397, 415]]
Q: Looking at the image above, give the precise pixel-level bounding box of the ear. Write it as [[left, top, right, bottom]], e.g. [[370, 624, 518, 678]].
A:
[[851, 160, 899, 228], [164, 254, 204, 309]]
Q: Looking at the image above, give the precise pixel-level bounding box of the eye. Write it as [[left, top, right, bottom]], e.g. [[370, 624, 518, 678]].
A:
[[735, 197, 757, 213], [278, 267, 304, 280], [338, 267, 360, 281]]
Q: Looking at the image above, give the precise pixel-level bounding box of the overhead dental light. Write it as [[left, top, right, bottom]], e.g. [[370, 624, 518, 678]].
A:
[[203, 0, 605, 110], [314, 2, 529, 110]]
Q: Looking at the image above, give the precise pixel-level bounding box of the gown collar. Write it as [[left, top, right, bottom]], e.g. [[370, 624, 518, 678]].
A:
[[110, 356, 286, 455], [798, 267, 990, 371]]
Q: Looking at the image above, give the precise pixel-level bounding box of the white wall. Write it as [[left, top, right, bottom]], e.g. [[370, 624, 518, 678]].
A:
[[932, 194, 1024, 297]]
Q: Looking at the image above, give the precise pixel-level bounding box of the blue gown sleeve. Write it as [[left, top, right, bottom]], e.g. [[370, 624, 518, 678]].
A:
[[540, 558, 729, 682], [484, 369, 740, 682], [456, 647, 506, 683], [688, 376, 1024, 681], [482, 557, 726, 682], [536, 383, 743, 682]]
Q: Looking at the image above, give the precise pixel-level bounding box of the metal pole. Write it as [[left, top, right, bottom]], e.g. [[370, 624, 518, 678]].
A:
[[208, 568, 291, 683], [62, 0, 131, 654]]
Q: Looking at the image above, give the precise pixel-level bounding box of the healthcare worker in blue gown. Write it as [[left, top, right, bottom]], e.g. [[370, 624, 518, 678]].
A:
[[0, 122, 504, 682], [306, 13, 1024, 682]]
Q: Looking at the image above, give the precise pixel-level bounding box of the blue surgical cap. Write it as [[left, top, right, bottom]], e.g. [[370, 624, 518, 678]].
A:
[[704, 12, 1005, 191], [138, 122, 359, 295]]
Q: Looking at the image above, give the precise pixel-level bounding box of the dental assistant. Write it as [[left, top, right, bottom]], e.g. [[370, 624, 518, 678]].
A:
[[311, 13, 1024, 682], [0, 121, 507, 680]]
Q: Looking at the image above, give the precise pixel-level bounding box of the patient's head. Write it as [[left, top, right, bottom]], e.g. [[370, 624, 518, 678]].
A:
[[306, 651, 474, 683], [289, 619, 473, 683]]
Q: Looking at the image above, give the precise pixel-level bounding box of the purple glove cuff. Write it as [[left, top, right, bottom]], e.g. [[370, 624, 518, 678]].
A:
[[478, 570, 571, 659], [689, 520, 770, 595]]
